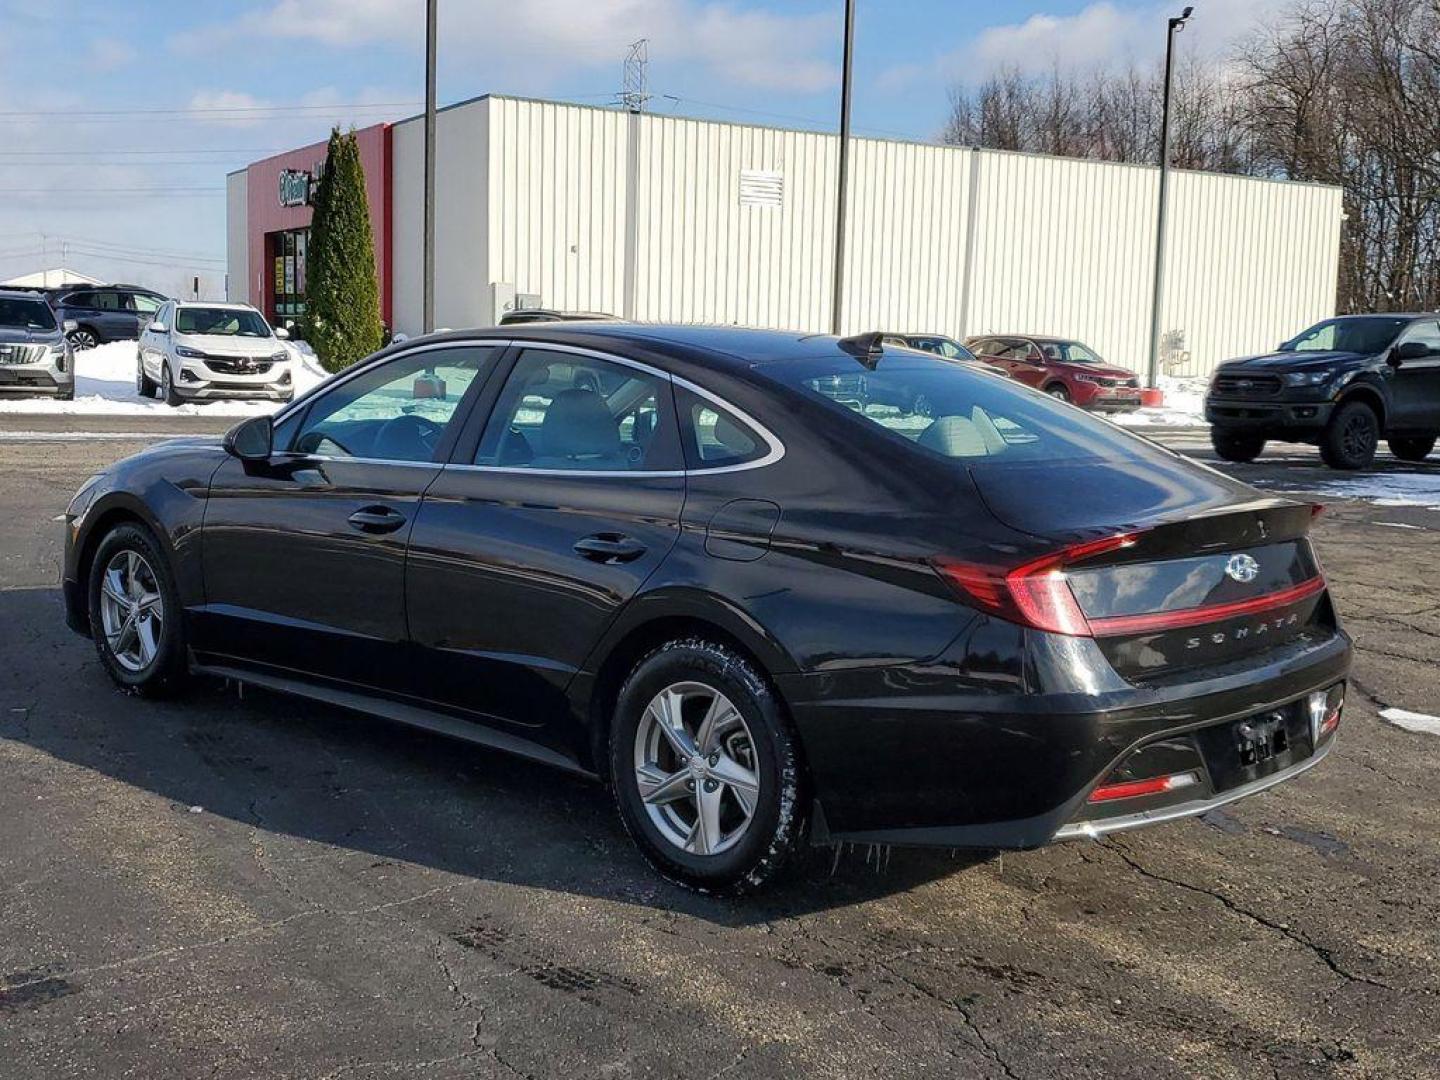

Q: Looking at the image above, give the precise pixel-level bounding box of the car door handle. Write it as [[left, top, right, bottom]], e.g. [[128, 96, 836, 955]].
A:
[[573, 534, 647, 563], [347, 506, 407, 534]]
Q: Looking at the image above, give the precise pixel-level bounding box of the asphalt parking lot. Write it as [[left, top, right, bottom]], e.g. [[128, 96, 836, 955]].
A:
[[3, 416, 1438, 1079]]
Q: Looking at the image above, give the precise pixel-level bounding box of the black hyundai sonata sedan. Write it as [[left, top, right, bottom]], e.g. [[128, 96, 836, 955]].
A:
[[62, 324, 1351, 891]]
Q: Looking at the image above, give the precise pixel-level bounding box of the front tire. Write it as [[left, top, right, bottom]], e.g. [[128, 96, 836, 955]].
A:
[[87, 523, 188, 696], [1320, 400, 1379, 470], [610, 639, 807, 894], [1388, 436, 1435, 463], [1045, 383, 1071, 403], [161, 362, 182, 407], [136, 359, 156, 398], [1210, 429, 1266, 463]]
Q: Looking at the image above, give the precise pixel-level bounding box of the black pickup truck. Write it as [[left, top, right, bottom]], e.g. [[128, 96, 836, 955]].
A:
[[1205, 313, 1440, 470]]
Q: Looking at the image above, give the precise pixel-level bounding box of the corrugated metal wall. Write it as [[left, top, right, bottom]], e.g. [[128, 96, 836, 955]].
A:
[[405, 96, 1342, 377]]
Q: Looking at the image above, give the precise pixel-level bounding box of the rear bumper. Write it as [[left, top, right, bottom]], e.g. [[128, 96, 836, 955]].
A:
[[1206, 397, 1333, 432], [783, 623, 1351, 849], [1053, 734, 1334, 840]]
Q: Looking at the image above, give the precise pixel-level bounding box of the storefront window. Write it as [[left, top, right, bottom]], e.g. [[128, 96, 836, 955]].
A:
[[270, 227, 310, 321]]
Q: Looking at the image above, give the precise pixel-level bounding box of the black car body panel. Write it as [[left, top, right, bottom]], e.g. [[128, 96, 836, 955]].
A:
[[1206, 314, 1440, 439], [64, 324, 1351, 849]]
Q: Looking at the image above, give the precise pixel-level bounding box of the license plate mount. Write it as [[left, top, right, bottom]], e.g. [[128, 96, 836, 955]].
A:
[[1234, 712, 1288, 767]]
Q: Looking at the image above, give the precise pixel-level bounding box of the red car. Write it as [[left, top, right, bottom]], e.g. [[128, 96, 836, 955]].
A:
[[963, 334, 1142, 413]]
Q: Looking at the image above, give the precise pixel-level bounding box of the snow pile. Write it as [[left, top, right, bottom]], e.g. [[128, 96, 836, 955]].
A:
[[1111, 375, 1209, 429], [0, 341, 328, 417]]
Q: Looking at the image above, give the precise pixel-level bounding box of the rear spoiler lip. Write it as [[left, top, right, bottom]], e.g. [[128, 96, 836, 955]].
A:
[[1088, 576, 1326, 638]]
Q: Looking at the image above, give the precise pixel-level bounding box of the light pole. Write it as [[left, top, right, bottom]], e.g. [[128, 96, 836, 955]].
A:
[[830, 0, 856, 336], [422, 0, 438, 334], [1145, 5, 1192, 390]]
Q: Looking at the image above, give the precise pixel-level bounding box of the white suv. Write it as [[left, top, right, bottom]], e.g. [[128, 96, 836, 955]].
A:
[[138, 301, 293, 406]]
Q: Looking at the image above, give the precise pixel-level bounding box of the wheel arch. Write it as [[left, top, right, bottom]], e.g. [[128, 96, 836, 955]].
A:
[[72, 496, 173, 625], [574, 589, 800, 778], [1335, 382, 1387, 427]]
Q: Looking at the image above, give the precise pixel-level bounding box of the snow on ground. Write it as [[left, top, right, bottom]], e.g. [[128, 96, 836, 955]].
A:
[[1111, 375, 1208, 429], [1300, 471, 1440, 511], [0, 340, 330, 417], [1380, 708, 1440, 737]]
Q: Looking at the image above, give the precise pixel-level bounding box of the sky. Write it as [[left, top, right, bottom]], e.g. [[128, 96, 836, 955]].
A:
[[0, 0, 1289, 295]]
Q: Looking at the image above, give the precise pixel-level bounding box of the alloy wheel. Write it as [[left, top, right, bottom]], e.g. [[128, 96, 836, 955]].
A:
[[69, 329, 97, 350], [1341, 411, 1376, 460], [632, 681, 760, 856], [98, 550, 164, 672]]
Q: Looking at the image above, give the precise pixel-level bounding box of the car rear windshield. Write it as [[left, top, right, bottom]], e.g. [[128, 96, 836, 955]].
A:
[[776, 354, 1170, 466], [176, 307, 270, 337], [0, 297, 57, 331], [1282, 317, 1410, 354]]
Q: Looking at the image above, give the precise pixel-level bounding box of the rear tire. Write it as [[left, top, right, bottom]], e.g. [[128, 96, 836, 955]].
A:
[[68, 327, 99, 351], [1388, 436, 1435, 463], [1320, 400, 1379, 470], [1210, 429, 1266, 463], [610, 638, 807, 894], [87, 523, 188, 697]]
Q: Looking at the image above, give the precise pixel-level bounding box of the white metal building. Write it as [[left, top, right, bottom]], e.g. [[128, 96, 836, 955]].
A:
[[232, 94, 1345, 378]]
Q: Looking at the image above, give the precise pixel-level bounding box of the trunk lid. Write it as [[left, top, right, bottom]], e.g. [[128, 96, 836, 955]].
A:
[[968, 460, 1331, 679]]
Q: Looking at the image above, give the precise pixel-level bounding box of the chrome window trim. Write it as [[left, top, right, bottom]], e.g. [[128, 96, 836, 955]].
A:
[[266, 335, 787, 477], [460, 339, 787, 478]]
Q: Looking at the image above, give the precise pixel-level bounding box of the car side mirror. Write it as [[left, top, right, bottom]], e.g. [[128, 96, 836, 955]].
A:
[[1392, 341, 1429, 365], [63, 319, 78, 333], [273, 326, 290, 340], [224, 415, 273, 461], [150, 322, 169, 335]]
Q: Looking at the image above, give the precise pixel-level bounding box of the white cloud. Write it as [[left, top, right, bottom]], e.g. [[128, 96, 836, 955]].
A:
[[173, 0, 837, 94], [907, 0, 1292, 86]]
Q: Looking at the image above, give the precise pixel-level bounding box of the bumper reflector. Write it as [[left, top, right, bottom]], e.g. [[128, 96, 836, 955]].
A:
[[1088, 771, 1199, 804]]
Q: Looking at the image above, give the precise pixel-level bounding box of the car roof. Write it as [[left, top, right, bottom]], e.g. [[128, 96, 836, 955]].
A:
[[173, 300, 259, 311], [0, 288, 50, 299], [381, 323, 926, 381]]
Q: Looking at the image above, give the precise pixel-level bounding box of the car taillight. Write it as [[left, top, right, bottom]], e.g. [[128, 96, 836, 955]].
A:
[[1088, 771, 1198, 803], [934, 532, 1141, 637]]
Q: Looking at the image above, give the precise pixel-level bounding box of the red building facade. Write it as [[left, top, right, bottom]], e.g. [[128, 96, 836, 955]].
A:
[[242, 123, 393, 328]]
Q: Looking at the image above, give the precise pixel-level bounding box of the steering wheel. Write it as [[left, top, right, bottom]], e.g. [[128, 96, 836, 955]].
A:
[[373, 413, 445, 460]]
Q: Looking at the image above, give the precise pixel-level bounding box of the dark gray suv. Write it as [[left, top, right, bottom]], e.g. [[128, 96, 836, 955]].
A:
[[0, 289, 75, 400], [48, 283, 168, 350]]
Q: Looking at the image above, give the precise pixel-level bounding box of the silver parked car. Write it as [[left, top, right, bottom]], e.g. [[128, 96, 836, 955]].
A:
[[0, 288, 75, 401], [138, 301, 293, 406]]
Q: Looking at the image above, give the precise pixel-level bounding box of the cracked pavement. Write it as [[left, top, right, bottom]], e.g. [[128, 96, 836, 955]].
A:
[[2, 418, 1438, 1079]]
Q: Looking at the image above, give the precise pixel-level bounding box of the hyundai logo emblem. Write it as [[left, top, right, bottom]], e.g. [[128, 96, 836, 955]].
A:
[[1225, 553, 1260, 583]]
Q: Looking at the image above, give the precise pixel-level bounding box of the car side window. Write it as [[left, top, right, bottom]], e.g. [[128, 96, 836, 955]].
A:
[[676, 387, 770, 470], [95, 291, 122, 311], [475, 349, 679, 472], [132, 294, 162, 316], [66, 291, 95, 309], [1397, 320, 1440, 355], [289, 346, 494, 463]]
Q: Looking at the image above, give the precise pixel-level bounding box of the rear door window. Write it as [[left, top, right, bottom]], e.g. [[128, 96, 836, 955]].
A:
[[474, 348, 681, 472]]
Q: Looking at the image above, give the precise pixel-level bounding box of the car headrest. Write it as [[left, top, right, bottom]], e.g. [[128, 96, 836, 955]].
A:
[[713, 413, 755, 456], [536, 388, 621, 461], [917, 415, 990, 459]]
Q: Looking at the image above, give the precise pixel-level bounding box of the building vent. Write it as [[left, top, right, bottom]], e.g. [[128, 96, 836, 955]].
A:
[[739, 169, 783, 209]]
